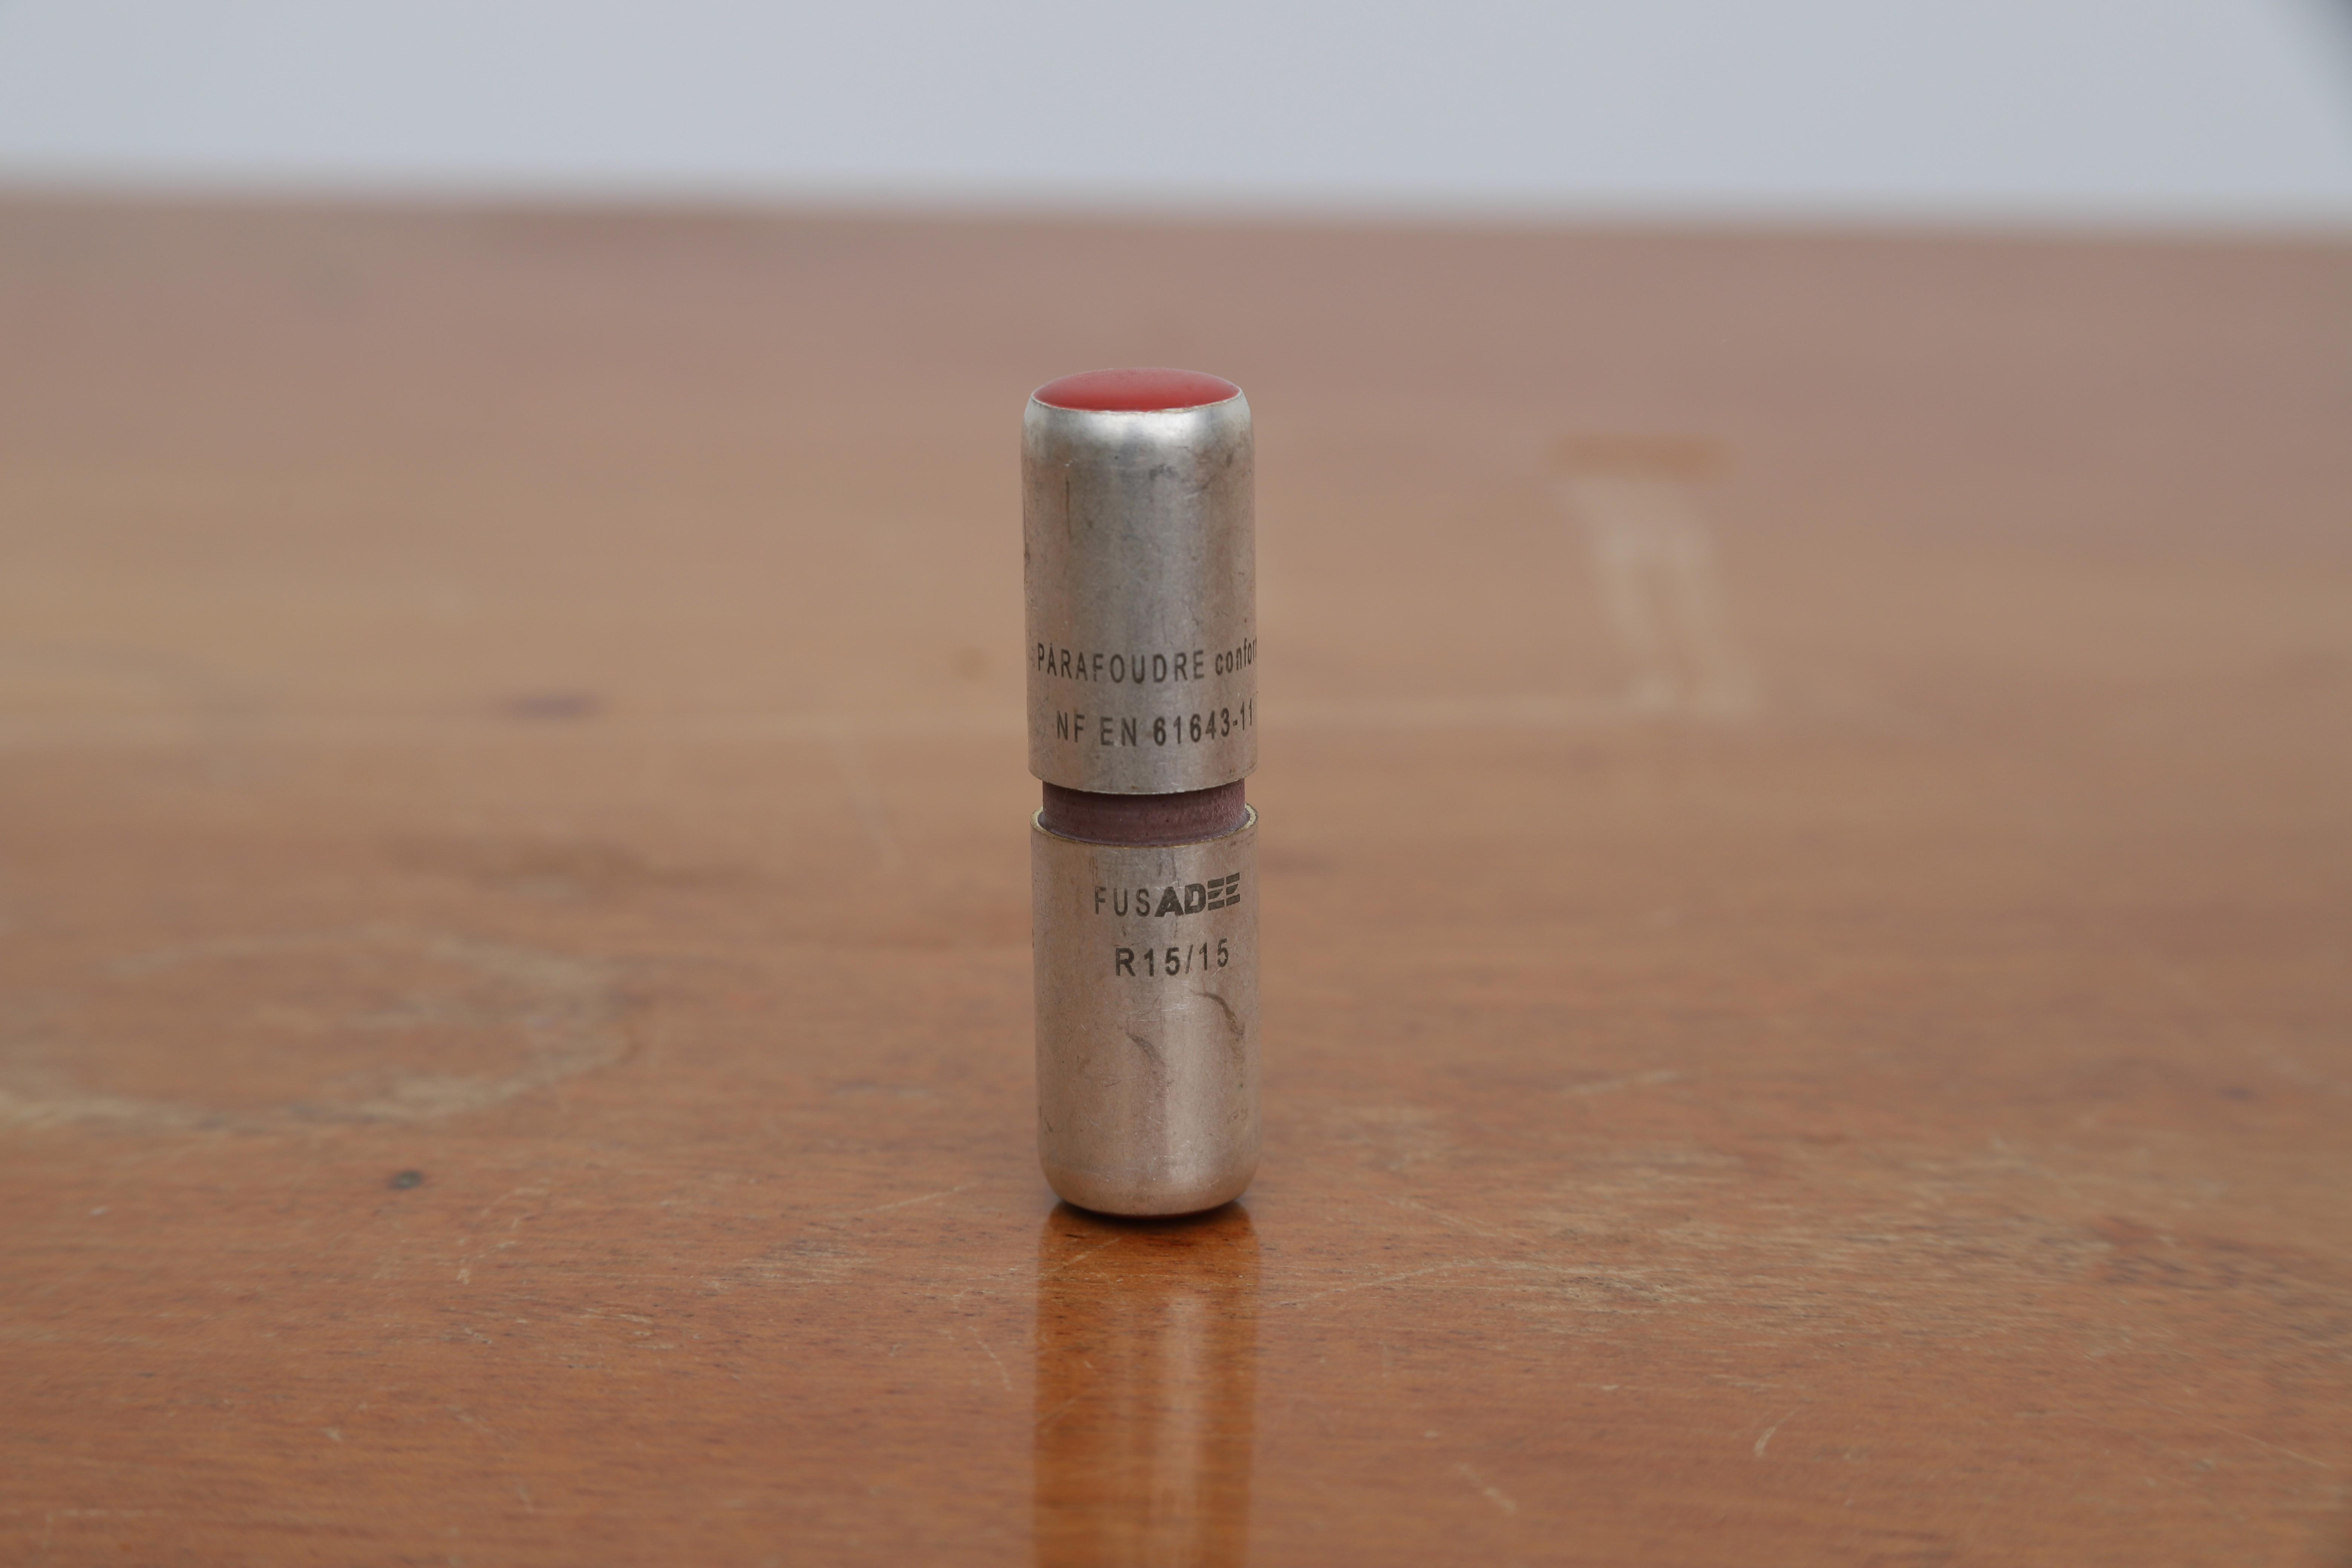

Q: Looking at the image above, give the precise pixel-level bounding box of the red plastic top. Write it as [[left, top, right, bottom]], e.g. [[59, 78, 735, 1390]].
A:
[[1032, 367, 1241, 413]]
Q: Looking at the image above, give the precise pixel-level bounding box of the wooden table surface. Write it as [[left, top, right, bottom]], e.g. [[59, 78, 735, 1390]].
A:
[[2, 196, 2347, 1566]]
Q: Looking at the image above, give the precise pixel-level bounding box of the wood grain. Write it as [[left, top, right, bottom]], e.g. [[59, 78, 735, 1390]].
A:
[[0, 195, 2347, 1565]]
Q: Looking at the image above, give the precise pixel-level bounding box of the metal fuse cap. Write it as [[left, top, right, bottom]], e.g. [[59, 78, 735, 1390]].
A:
[[1025, 368, 1260, 1217], [1024, 370, 1256, 796]]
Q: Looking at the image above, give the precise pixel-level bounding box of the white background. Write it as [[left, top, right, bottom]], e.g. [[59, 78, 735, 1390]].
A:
[[2, 0, 2349, 225]]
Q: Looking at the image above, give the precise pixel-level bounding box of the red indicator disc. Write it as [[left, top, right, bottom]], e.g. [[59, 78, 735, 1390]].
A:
[[1033, 367, 1240, 413]]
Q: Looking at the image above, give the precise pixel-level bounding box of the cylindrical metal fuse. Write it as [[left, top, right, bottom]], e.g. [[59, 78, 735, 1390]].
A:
[[1026, 368, 1258, 1216]]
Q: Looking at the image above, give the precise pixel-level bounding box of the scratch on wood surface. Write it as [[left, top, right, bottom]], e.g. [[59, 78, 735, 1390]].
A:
[[476, 1185, 552, 1219], [1562, 1069, 1684, 1097], [1280, 1257, 1663, 1311], [942, 1231, 1122, 1310], [0, 1085, 210, 1131], [862, 1182, 971, 1215], [2132, 1400, 2338, 1472], [1277, 1260, 1495, 1308], [1455, 1461, 1518, 1515], [0, 929, 625, 1131], [967, 1327, 1013, 1393], [1035, 1236, 1124, 1282], [1383, 1195, 1517, 1242], [2200, 1426, 2333, 1472], [1754, 1407, 1799, 1458], [2021, 1402, 2333, 1471]]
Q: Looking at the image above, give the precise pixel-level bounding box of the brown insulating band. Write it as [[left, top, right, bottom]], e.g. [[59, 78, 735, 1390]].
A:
[[1039, 781, 1247, 846]]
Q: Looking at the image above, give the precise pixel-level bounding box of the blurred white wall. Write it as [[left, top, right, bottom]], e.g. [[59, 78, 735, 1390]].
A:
[[1, 0, 2348, 225]]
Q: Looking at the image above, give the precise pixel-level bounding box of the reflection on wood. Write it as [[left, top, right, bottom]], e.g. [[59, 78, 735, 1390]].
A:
[[1556, 438, 1754, 721], [1035, 1205, 1258, 1567]]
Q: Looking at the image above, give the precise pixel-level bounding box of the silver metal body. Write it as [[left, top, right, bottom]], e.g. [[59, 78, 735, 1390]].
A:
[[1026, 380, 1260, 1215], [1031, 810, 1259, 1216], [1024, 395, 1256, 796]]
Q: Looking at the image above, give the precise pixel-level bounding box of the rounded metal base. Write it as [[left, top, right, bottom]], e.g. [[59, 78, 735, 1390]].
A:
[[1042, 1159, 1259, 1220]]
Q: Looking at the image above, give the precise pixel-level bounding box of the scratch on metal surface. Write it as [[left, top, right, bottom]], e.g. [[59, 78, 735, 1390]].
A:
[[1198, 987, 1246, 1043]]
